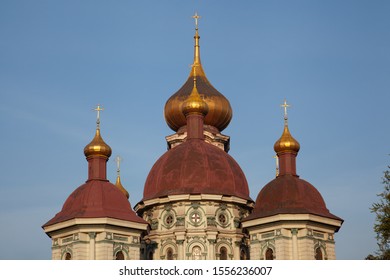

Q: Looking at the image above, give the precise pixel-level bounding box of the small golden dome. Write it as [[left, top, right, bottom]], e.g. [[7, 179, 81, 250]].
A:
[[84, 128, 112, 159], [182, 79, 209, 116], [274, 124, 300, 154], [115, 175, 129, 199]]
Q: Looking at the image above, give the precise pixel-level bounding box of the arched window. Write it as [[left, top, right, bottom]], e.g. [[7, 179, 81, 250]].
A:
[[115, 251, 125, 260], [166, 248, 174, 260], [315, 247, 323, 260], [265, 248, 274, 260], [192, 246, 202, 260], [220, 246, 228, 260], [64, 252, 72, 260]]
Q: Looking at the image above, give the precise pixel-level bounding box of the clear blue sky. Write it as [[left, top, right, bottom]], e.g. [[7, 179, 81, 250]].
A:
[[0, 0, 389, 260]]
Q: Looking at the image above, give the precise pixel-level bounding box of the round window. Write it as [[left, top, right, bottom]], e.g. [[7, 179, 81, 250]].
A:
[[165, 214, 174, 225], [218, 213, 227, 224], [190, 211, 201, 224]]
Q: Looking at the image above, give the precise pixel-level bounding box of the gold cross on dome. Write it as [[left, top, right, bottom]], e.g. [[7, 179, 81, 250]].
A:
[[280, 99, 290, 118], [115, 155, 123, 175], [93, 104, 104, 124], [192, 12, 201, 29], [115, 155, 123, 173]]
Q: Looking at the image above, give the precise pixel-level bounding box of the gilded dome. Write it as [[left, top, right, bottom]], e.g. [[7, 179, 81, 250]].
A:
[[274, 124, 300, 154], [164, 28, 232, 132], [84, 128, 112, 159], [115, 175, 129, 199], [182, 78, 209, 116]]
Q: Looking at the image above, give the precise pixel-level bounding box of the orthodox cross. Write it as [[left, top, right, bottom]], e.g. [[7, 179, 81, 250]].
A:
[[192, 12, 201, 29], [115, 155, 123, 176], [280, 99, 291, 125], [93, 104, 104, 128], [280, 99, 290, 118]]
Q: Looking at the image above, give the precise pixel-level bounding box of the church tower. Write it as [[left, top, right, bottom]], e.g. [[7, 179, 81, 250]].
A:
[[42, 106, 148, 260], [242, 100, 343, 260], [135, 14, 254, 260]]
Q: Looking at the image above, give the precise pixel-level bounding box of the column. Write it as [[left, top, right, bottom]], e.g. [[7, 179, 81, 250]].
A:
[[89, 232, 96, 260], [176, 240, 184, 260], [291, 229, 298, 259], [208, 239, 216, 260]]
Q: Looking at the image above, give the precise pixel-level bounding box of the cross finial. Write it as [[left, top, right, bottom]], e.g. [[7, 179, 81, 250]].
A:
[[192, 12, 201, 30], [280, 99, 290, 124], [93, 104, 104, 128], [115, 155, 123, 176]]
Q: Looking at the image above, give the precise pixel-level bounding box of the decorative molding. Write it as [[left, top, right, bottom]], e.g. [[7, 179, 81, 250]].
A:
[[150, 219, 158, 230], [176, 216, 185, 226], [261, 231, 275, 239], [207, 216, 216, 227], [313, 231, 325, 239], [233, 218, 240, 228], [191, 202, 200, 209], [164, 204, 173, 212], [113, 234, 128, 242], [62, 236, 73, 244], [219, 203, 227, 210]]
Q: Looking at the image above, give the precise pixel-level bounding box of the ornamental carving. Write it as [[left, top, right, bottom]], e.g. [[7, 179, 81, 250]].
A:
[[207, 216, 216, 227]]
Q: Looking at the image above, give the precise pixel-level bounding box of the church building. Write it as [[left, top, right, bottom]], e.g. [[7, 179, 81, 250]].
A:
[[42, 14, 342, 260]]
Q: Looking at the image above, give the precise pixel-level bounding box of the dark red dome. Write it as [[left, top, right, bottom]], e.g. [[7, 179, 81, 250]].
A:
[[44, 180, 147, 227], [142, 139, 251, 201], [246, 175, 342, 221]]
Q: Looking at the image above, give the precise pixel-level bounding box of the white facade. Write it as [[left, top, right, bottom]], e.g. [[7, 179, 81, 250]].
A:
[[43, 217, 147, 260], [135, 194, 253, 260], [242, 214, 342, 260]]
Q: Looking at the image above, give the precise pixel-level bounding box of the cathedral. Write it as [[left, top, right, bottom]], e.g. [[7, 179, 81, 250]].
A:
[[42, 14, 343, 260]]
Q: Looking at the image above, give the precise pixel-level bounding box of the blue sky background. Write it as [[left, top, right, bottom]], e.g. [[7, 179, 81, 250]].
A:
[[0, 0, 389, 260]]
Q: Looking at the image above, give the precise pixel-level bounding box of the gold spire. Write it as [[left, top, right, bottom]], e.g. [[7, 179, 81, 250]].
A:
[[115, 155, 129, 199], [190, 12, 205, 77], [182, 68, 209, 116], [84, 105, 112, 159], [274, 99, 300, 154]]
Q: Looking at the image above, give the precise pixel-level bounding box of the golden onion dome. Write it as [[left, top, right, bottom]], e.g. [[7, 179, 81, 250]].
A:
[[182, 78, 209, 116], [274, 124, 300, 154], [164, 23, 232, 132], [115, 175, 130, 199], [84, 128, 112, 159]]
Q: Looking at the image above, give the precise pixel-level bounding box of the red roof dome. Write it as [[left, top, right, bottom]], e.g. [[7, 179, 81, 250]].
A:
[[44, 180, 147, 227], [246, 175, 342, 221], [142, 140, 251, 201]]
